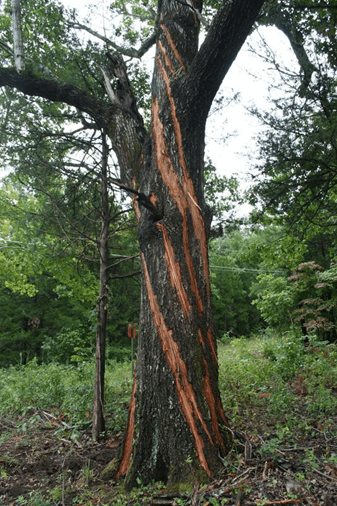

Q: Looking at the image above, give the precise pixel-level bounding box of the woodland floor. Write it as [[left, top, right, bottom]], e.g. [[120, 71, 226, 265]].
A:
[[0, 409, 336, 506]]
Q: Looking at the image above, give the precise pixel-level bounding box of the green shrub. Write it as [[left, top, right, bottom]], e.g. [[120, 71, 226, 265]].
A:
[[218, 331, 337, 432], [0, 359, 133, 433]]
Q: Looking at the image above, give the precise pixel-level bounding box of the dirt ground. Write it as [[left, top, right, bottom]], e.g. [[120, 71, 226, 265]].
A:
[[0, 409, 336, 505]]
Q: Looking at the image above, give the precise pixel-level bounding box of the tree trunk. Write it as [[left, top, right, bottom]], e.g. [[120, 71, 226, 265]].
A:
[[92, 134, 109, 441], [10, 0, 25, 72], [116, 0, 265, 490], [2, 0, 266, 490], [114, 0, 266, 489]]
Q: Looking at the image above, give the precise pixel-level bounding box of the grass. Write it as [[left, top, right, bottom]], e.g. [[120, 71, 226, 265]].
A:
[[0, 358, 133, 434], [218, 330, 337, 436], [0, 330, 336, 504], [0, 330, 336, 437]]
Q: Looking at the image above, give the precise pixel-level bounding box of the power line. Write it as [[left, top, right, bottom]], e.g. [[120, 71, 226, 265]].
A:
[[210, 264, 285, 275]]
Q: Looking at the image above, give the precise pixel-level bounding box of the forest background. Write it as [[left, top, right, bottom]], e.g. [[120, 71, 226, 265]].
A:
[[1, 0, 337, 367], [0, 0, 337, 502]]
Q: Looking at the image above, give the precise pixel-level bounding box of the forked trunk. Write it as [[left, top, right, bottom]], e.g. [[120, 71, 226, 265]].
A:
[[116, 0, 232, 489]]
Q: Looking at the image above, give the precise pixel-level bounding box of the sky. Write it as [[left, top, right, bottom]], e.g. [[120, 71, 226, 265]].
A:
[[60, 0, 298, 187], [1, 0, 299, 213]]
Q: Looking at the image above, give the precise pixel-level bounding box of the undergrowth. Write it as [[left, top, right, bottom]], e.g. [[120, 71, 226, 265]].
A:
[[0, 330, 336, 505], [0, 359, 133, 434], [1, 330, 336, 438], [219, 329, 337, 435]]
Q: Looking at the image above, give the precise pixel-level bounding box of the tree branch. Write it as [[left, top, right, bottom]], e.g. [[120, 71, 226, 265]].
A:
[[108, 178, 162, 220], [108, 270, 141, 281], [260, 3, 317, 89], [67, 21, 158, 59], [10, 0, 25, 72], [0, 68, 114, 131], [184, 0, 266, 122]]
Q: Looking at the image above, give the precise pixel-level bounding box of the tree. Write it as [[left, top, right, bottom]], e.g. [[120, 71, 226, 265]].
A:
[[2, 131, 139, 439], [209, 231, 262, 338], [0, 182, 98, 365], [0, 0, 265, 488], [243, 1, 337, 342], [248, 0, 337, 241]]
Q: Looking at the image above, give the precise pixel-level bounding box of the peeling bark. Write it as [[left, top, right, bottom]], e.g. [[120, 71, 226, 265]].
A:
[[117, 0, 265, 489]]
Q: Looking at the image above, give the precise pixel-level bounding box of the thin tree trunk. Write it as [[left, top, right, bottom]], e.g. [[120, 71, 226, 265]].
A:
[[92, 133, 109, 441], [10, 0, 25, 72]]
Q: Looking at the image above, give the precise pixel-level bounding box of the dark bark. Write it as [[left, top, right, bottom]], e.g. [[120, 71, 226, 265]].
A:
[[1, 0, 266, 489], [92, 134, 109, 441], [116, 0, 266, 489]]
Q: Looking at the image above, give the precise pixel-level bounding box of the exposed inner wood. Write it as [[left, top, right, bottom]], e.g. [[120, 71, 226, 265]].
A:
[[115, 374, 137, 479], [141, 252, 214, 476], [160, 24, 187, 71], [152, 97, 204, 314], [156, 222, 191, 318], [155, 52, 211, 297]]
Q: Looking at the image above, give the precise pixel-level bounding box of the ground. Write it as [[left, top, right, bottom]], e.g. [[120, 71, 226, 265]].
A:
[[0, 409, 336, 505]]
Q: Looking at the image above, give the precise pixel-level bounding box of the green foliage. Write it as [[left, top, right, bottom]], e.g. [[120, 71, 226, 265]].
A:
[[218, 331, 337, 432], [251, 259, 337, 340], [209, 232, 262, 338], [244, 1, 337, 342], [251, 274, 293, 328], [0, 359, 133, 433], [110, 0, 157, 46], [0, 167, 140, 366], [247, 0, 337, 273], [204, 162, 243, 229]]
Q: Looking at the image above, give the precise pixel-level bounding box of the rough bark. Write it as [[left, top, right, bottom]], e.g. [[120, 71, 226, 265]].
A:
[[92, 134, 109, 441], [1, 0, 266, 490], [116, 0, 266, 490]]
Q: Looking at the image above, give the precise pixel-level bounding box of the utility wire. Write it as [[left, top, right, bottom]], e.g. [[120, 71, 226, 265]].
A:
[[210, 265, 286, 275]]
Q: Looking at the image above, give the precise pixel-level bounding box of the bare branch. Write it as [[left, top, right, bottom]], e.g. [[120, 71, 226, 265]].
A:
[[108, 270, 141, 280], [67, 21, 158, 59]]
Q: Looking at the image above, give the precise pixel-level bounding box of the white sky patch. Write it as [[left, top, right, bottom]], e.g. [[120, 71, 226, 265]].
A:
[[206, 26, 299, 182], [61, 0, 298, 191], [2, 0, 299, 216]]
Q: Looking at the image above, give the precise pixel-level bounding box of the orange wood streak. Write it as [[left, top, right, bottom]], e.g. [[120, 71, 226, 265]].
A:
[[157, 39, 175, 74], [198, 331, 228, 450], [115, 373, 137, 479], [155, 55, 211, 297], [198, 328, 205, 346], [160, 24, 187, 71], [198, 328, 217, 365], [156, 222, 191, 318], [206, 328, 218, 365], [132, 196, 141, 222], [149, 192, 158, 207], [131, 178, 141, 221], [202, 357, 226, 453], [217, 397, 231, 427], [152, 97, 204, 314], [141, 252, 213, 476]]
